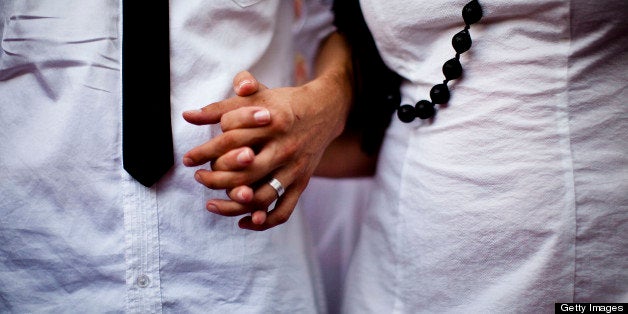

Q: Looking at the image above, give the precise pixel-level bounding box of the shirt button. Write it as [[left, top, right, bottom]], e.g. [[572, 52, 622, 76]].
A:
[[136, 274, 150, 288]]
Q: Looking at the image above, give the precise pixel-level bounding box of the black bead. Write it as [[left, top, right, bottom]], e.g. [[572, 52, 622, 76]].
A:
[[397, 104, 416, 123], [430, 84, 450, 104], [462, 0, 483, 25], [452, 29, 472, 53], [415, 100, 436, 119], [442, 58, 463, 80]]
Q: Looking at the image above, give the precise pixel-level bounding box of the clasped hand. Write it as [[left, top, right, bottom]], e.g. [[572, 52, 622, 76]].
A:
[[182, 71, 348, 231]]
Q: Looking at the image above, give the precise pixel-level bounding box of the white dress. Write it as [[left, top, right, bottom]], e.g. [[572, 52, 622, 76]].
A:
[[343, 0, 627, 312]]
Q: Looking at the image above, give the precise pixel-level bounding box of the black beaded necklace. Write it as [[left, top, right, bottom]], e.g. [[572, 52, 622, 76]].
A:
[[396, 0, 483, 123]]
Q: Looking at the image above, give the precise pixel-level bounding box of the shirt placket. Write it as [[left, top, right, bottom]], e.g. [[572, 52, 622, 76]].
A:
[[123, 174, 163, 313]]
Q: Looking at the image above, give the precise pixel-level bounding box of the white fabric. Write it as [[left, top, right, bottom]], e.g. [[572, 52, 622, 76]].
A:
[[344, 0, 628, 313], [301, 177, 372, 314], [0, 0, 334, 313]]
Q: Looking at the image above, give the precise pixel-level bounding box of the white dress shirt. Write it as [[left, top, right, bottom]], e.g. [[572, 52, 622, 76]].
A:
[[343, 0, 627, 313], [0, 0, 334, 312]]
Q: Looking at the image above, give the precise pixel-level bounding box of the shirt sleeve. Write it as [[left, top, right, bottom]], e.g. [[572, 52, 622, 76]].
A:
[[292, 0, 336, 84]]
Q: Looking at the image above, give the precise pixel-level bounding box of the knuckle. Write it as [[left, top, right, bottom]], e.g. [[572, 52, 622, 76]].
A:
[[283, 141, 299, 157], [270, 112, 293, 134], [219, 115, 233, 132], [273, 142, 298, 164], [220, 122, 229, 133]]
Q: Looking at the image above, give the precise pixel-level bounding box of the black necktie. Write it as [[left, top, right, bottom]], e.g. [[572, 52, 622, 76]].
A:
[[122, 1, 174, 187]]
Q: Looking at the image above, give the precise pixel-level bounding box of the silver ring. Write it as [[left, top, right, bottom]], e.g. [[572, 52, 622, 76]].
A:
[[268, 178, 285, 198]]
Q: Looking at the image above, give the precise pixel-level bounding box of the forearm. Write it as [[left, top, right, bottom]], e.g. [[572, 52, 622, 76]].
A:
[[307, 32, 354, 140], [315, 131, 377, 177], [310, 32, 379, 177]]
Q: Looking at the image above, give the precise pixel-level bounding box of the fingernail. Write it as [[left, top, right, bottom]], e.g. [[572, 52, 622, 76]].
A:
[[206, 202, 218, 213], [183, 109, 202, 115], [238, 79, 253, 91], [183, 157, 194, 166], [236, 149, 253, 165], [194, 172, 202, 183], [237, 189, 247, 201], [253, 109, 270, 124]]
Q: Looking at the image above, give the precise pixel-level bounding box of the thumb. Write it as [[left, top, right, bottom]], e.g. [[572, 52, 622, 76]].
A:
[[182, 71, 269, 125], [233, 70, 268, 96]]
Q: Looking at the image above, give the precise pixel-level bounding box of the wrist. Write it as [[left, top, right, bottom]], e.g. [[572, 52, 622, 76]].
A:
[[305, 70, 353, 140]]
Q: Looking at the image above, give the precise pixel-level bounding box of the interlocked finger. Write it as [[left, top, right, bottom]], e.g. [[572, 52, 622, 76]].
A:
[[226, 185, 254, 204], [220, 107, 271, 132], [238, 183, 304, 231], [183, 127, 271, 167], [204, 173, 294, 224], [197, 140, 288, 190], [209, 147, 255, 171]]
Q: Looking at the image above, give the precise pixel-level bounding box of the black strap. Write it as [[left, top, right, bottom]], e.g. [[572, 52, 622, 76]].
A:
[[122, 1, 174, 187]]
